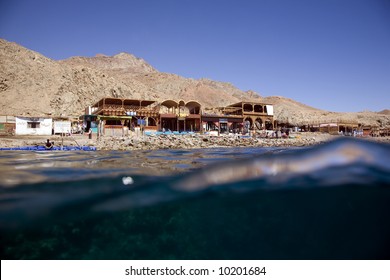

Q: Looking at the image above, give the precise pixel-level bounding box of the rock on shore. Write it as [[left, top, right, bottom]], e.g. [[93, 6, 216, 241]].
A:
[[95, 132, 338, 151]]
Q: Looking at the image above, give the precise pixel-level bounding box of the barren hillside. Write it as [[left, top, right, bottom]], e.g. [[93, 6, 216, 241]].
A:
[[262, 96, 390, 127], [0, 39, 151, 117], [1, 38, 389, 127], [60, 54, 248, 106]]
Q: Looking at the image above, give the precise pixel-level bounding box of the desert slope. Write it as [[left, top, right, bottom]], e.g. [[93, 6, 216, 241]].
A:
[[262, 96, 390, 127], [1, 38, 389, 127]]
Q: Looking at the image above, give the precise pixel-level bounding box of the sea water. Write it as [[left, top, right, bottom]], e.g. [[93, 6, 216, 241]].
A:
[[0, 138, 389, 259]]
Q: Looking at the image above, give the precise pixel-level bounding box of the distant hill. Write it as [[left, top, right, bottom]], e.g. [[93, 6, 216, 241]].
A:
[[378, 109, 390, 115], [1, 38, 389, 127]]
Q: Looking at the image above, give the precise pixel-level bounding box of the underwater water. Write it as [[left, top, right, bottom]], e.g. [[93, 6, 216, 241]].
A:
[[0, 138, 389, 260]]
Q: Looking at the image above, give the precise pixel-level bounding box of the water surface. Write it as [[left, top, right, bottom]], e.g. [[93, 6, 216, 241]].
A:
[[1, 138, 389, 259]]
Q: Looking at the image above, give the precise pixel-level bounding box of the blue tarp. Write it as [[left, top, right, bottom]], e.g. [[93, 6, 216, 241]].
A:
[[145, 131, 196, 136]]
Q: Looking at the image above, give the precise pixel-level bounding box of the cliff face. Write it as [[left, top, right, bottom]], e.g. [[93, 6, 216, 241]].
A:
[[1, 38, 389, 127]]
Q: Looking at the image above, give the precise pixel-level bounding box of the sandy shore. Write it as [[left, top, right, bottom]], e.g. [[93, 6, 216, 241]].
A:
[[1, 132, 389, 150]]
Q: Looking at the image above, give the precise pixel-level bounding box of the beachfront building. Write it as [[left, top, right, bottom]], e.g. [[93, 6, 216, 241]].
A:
[[159, 100, 202, 132], [91, 97, 159, 136], [335, 121, 360, 136], [202, 106, 244, 135], [228, 101, 275, 130], [306, 120, 360, 135], [52, 117, 73, 135], [15, 116, 52, 136], [88, 98, 276, 135], [202, 101, 275, 134]]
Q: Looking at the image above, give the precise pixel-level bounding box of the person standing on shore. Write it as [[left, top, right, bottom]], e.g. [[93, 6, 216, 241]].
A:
[[88, 128, 92, 139], [276, 128, 281, 139]]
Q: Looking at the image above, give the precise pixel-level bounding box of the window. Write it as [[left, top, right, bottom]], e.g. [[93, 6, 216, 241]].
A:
[[27, 122, 40, 129], [254, 105, 264, 113], [243, 104, 253, 112]]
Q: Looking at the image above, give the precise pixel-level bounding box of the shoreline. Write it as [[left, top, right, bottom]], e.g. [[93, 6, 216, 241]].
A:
[[1, 132, 389, 151], [96, 132, 338, 150]]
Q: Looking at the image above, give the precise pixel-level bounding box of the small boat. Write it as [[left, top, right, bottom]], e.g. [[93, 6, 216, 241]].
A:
[[0, 146, 97, 151]]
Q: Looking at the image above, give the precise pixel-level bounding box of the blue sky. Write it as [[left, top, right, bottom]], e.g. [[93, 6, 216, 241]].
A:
[[1, 0, 389, 112]]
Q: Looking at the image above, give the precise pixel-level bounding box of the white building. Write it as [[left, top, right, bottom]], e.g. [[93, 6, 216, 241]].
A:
[[15, 117, 52, 136]]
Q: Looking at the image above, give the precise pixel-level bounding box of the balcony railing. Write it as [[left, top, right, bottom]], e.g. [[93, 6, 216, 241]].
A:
[[93, 104, 160, 117]]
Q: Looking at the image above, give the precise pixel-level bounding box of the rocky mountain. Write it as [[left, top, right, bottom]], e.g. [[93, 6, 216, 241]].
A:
[[0, 39, 149, 117], [378, 109, 390, 115], [0, 38, 257, 117], [59, 54, 247, 107], [1, 38, 389, 127], [61, 52, 158, 77]]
